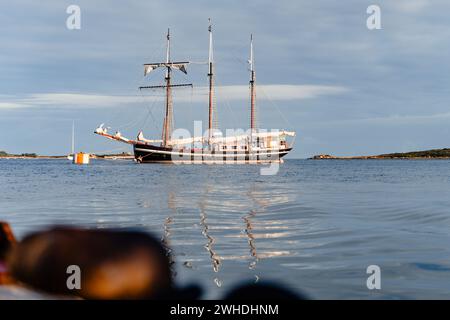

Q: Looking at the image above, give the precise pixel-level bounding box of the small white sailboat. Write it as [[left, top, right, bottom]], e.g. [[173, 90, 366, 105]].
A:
[[67, 121, 90, 164], [67, 121, 74, 161]]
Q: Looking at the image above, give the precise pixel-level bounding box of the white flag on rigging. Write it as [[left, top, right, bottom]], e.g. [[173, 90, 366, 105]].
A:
[[144, 63, 188, 76], [171, 63, 187, 74], [144, 64, 157, 76]]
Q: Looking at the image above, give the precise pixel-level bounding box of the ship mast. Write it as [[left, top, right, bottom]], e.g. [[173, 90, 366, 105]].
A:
[[208, 19, 214, 143], [139, 29, 191, 148], [249, 34, 256, 144], [163, 28, 173, 147]]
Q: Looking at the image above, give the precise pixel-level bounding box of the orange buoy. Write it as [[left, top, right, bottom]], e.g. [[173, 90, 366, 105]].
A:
[[73, 152, 90, 165]]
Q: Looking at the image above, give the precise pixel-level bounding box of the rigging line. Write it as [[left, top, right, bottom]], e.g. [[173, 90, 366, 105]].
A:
[[258, 85, 295, 129], [136, 105, 155, 134], [226, 45, 288, 130], [227, 43, 251, 69], [233, 56, 249, 69], [143, 104, 155, 128], [144, 38, 167, 68], [116, 40, 166, 130], [213, 73, 238, 129], [139, 77, 168, 133], [139, 85, 160, 112], [107, 87, 162, 131], [116, 38, 171, 132], [100, 96, 130, 128], [189, 82, 194, 130], [116, 104, 149, 131], [139, 90, 161, 133], [118, 93, 151, 132], [189, 60, 208, 65]]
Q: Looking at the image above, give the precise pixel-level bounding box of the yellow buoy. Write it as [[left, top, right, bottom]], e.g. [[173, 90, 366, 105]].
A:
[[73, 152, 90, 165]]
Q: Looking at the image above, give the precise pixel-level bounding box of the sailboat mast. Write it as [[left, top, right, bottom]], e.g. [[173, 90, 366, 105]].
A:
[[163, 28, 173, 147], [71, 120, 75, 154], [249, 34, 256, 133], [208, 19, 214, 143]]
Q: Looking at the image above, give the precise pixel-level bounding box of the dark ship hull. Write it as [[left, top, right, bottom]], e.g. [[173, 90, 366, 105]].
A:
[[133, 143, 291, 163]]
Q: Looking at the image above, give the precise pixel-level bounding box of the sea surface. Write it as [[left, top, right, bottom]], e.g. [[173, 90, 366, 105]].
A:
[[1, 159, 450, 299]]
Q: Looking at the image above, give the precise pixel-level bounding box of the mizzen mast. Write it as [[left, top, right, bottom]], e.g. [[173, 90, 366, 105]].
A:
[[207, 18, 214, 143]]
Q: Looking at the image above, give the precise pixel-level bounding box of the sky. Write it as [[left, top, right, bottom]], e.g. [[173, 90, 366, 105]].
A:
[[1, 0, 449, 158]]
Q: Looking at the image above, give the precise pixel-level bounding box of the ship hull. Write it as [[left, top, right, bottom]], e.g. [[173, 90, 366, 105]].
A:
[[133, 143, 291, 164]]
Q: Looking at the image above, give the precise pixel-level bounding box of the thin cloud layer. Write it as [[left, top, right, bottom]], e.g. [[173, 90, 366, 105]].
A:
[[0, 85, 348, 109]]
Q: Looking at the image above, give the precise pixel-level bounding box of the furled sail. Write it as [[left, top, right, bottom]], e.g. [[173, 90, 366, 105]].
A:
[[168, 136, 205, 146], [167, 131, 296, 146], [137, 131, 163, 143]]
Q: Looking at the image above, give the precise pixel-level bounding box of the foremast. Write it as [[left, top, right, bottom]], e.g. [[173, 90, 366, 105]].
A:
[[139, 29, 191, 148], [163, 29, 173, 147]]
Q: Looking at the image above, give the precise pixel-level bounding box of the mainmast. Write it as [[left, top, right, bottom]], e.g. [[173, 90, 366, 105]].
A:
[[208, 18, 214, 143], [249, 34, 256, 133], [162, 29, 173, 147]]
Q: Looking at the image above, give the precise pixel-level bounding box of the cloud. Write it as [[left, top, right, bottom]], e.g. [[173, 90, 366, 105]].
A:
[[390, 0, 430, 13], [0, 102, 27, 109], [0, 85, 348, 109], [315, 112, 450, 127], [217, 85, 348, 100]]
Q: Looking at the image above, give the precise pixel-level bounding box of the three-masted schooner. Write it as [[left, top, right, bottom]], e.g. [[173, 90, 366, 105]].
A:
[[95, 21, 295, 163]]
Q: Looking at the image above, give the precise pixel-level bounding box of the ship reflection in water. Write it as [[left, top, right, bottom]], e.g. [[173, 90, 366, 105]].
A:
[[154, 170, 295, 298]]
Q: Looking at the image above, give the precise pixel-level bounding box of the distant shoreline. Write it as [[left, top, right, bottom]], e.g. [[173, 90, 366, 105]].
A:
[[2, 148, 450, 160], [310, 148, 450, 160], [0, 156, 67, 159], [0, 153, 134, 160]]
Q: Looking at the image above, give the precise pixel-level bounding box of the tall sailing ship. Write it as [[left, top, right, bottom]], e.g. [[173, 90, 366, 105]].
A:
[[95, 21, 295, 163]]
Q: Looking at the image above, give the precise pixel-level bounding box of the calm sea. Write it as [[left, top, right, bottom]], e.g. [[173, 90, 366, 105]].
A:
[[1, 159, 450, 299]]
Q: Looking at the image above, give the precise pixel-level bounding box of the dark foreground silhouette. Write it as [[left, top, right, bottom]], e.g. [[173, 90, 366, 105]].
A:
[[224, 282, 305, 300], [0, 222, 16, 285], [7, 226, 202, 299], [1, 222, 304, 300]]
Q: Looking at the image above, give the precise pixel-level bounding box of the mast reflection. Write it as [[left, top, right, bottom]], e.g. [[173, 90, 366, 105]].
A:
[[162, 192, 176, 278], [157, 172, 293, 288], [243, 209, 259, 271]]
